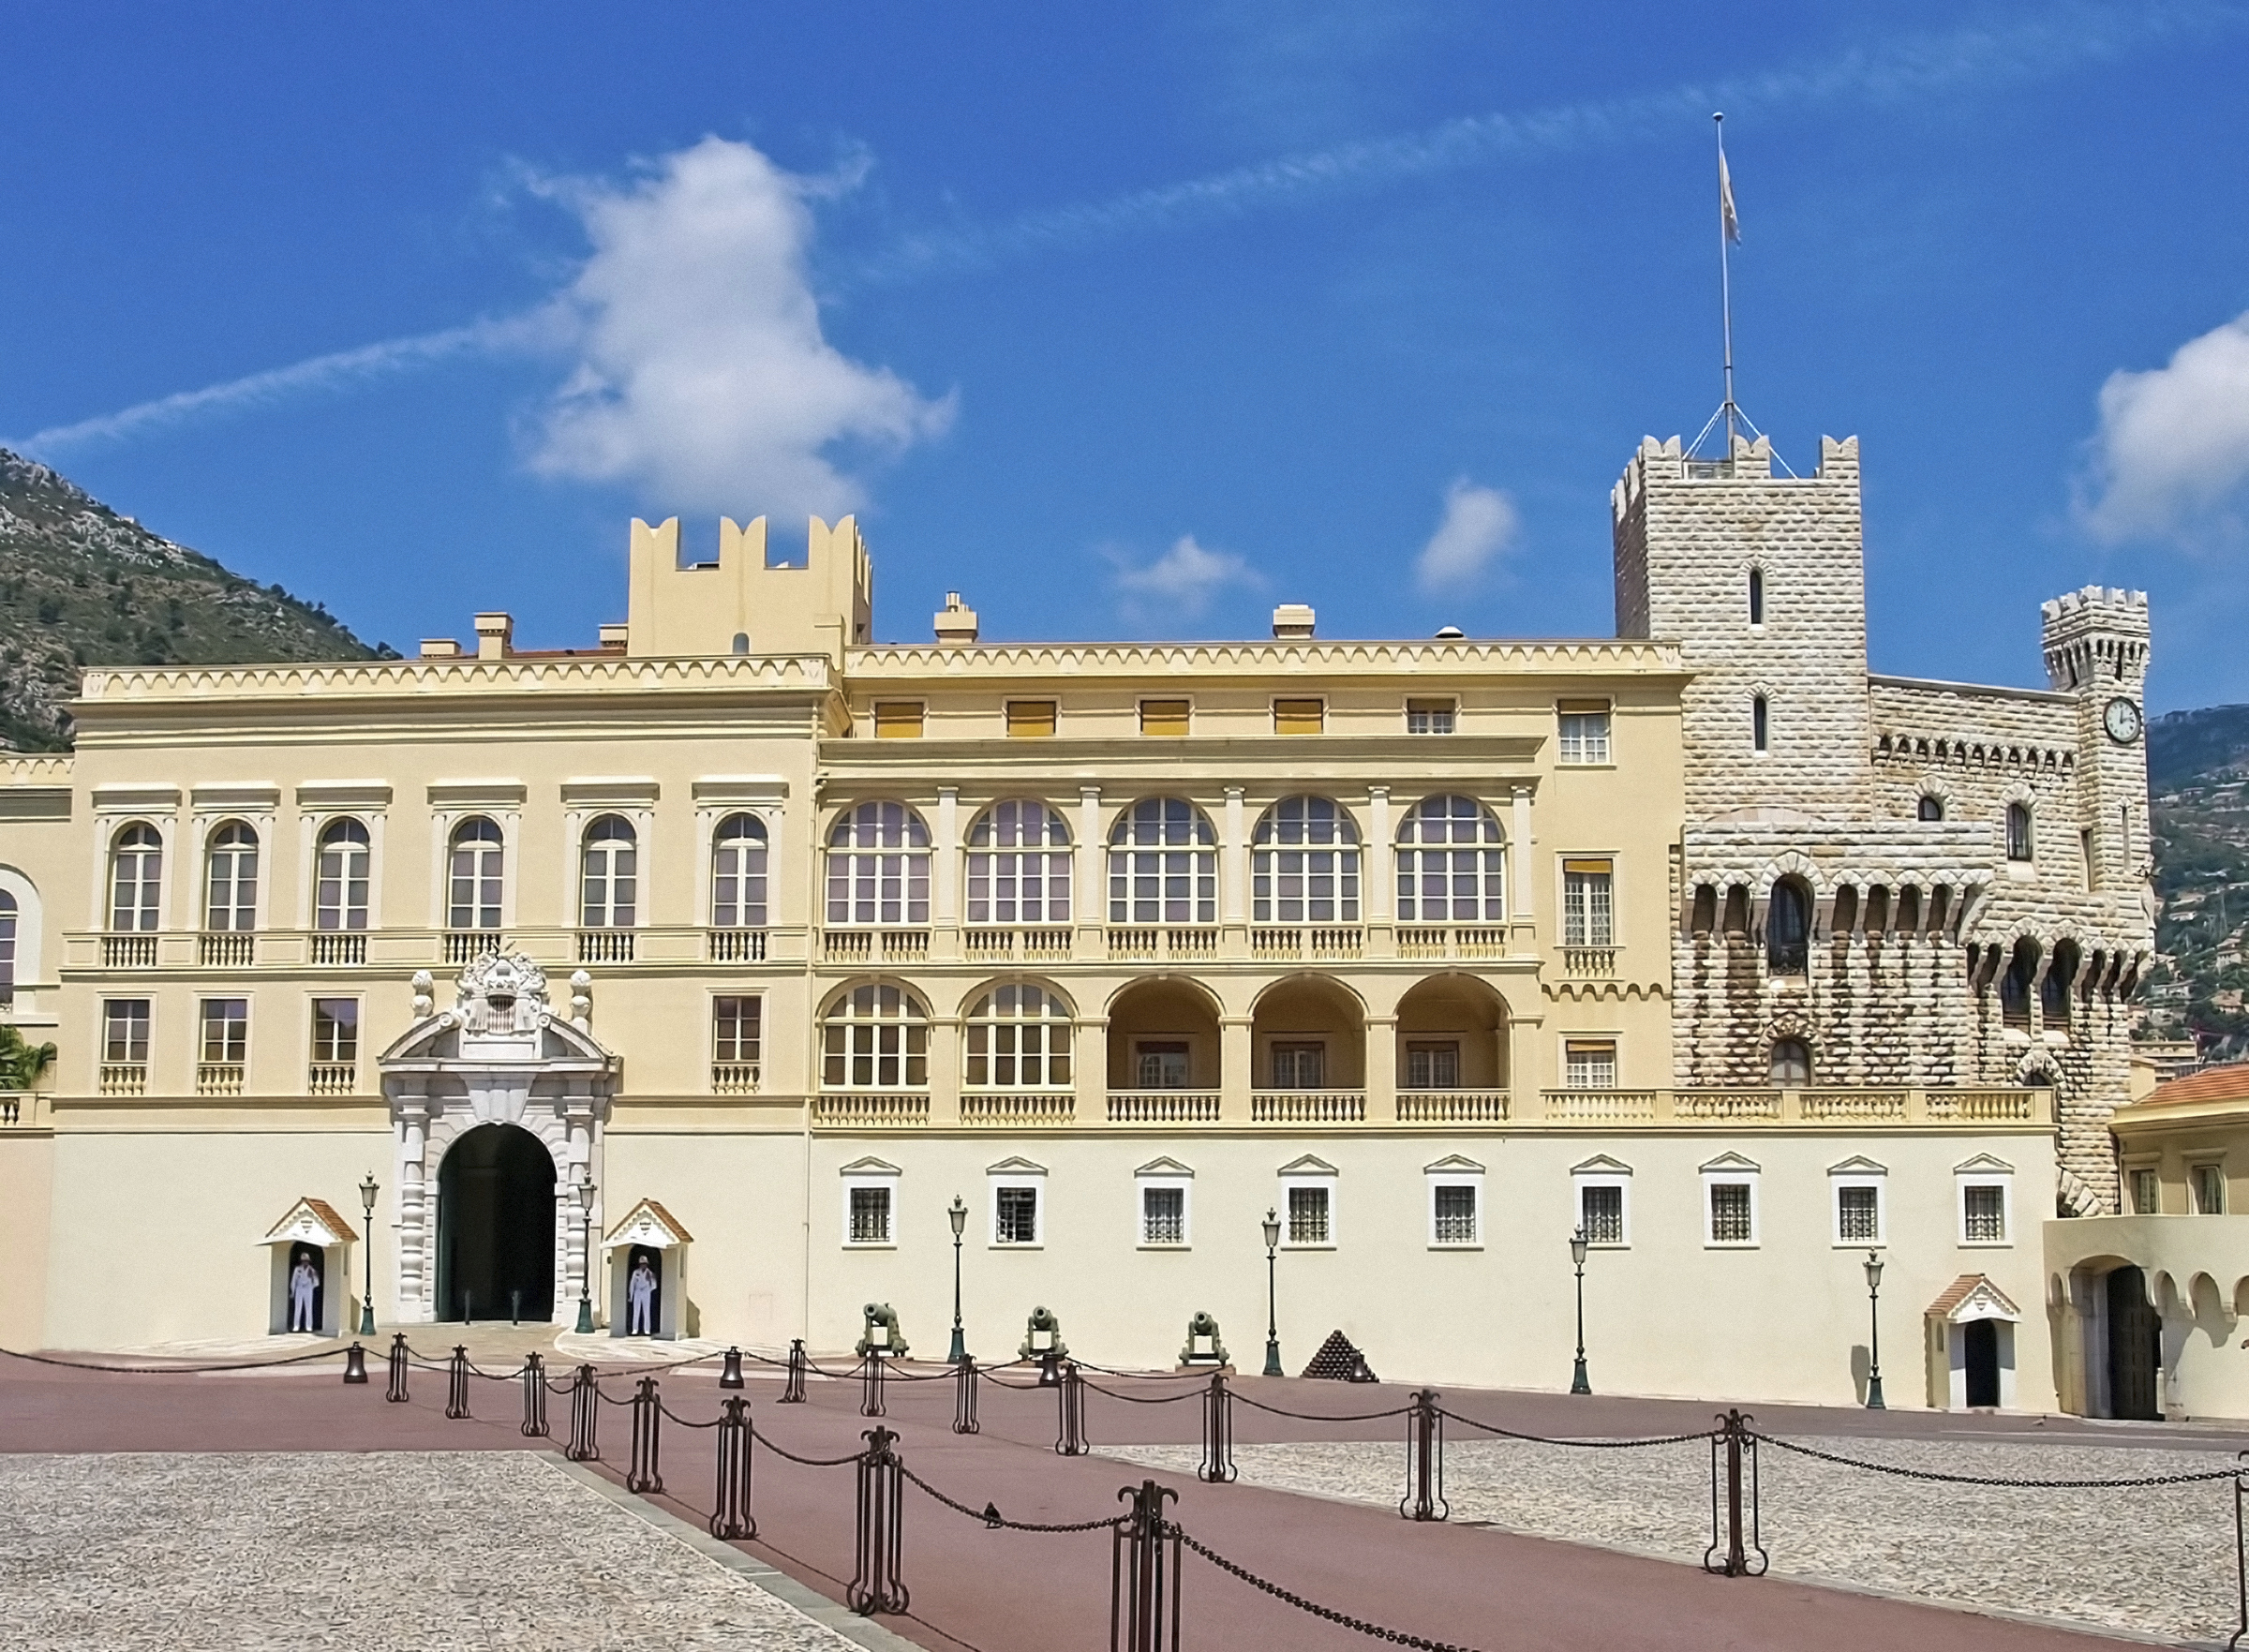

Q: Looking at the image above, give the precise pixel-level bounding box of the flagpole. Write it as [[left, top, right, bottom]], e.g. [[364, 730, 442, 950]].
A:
[[1715, 112, 1735, 448]]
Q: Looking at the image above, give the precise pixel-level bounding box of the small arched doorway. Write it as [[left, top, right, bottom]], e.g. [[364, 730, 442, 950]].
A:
[[437, 1124, 556, 1322], [2105, 1266, 2162, 1421], [1962, 1318, 2001, 1407]]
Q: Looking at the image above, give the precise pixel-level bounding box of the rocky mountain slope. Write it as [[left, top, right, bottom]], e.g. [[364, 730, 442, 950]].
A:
[[2142, 705, 2249, 1055], [0, 447, 385, 750]]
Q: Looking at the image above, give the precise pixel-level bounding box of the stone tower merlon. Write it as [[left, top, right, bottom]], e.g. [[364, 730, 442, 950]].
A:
[[2040, 586, 2150, 692], [1612, 431, 1871, 819], [624, 514, 873, 661]]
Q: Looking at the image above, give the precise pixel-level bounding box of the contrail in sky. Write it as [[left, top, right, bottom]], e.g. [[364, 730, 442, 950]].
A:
[[11, 0, 2242, 458]]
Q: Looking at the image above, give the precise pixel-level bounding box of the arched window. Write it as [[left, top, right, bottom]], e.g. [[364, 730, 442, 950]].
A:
[[2006, 801, 2033, 862], [580, 816, 638, 929], [2000, 939, 2037, 1027], [448, 818, 504, 931], [1108, 798, 1216, 925], [964, 983, 1073, 1088], [822, 983, 929, 1089], [827, 802, 930, 926], [1765, 880, 1810, 975], [2043, 941, 2079, 1023], [1395, 795, 1504, 922], [1751, 694, 1769, 753], [315, 819, 371, 932], [0, 889, 15, 1003], [1917, 795, 1944, 822], [110, 824, 163, 931], [204, 822, 259, 932], [1748, 567, 1765, 625], [1768, 1039, 1811, 1085], [968, 801, 1071, 925], [711, 813, 768, 929], [1253, 796, 1360, 924]]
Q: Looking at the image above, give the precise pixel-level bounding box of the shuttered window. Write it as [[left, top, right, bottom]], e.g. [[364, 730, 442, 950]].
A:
[[1273, 698, 1324, 735], [1139, 699, 1190, 737], [1005, 700, 1057, 738], [873, 702, 924, 739]]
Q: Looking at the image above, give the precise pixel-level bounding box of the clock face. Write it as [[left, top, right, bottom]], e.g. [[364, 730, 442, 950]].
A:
[[2104, 697, 2143, 745]]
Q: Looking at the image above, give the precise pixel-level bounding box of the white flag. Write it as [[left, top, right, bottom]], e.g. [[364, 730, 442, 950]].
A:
[[1719, 148, 1741, 244]]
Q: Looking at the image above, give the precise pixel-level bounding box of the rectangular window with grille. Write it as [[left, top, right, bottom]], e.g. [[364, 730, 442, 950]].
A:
[[1836, 1184, 1881, 1243], [1556, 704, 1612, 765], [2194, 1164, 2227, 1215], [2130, 1168, 2161, 1214], [1136, 1042, 1188, 1089], [1269, 1041, 1325, 1089], [872, 701, 924, 738], [1564, 1039, 1617, 1088], [1432, 1184, 1479, 1245], [1140, 1185, 1185, 1246], [848, 1185, 893, 1245], [1139, 699, 1190, 737], [713, 996, 762, 1064], [312, 999, 359, 1064], [201, 998, 248, 1064], [994, 1185, 1040, 1244], [1562, 860, 1614, 945], [1287, 1184, 1331, 1244], [1578, 1183, 1625, 1245], [1961, 1183, 2008, 1243], [1405, 1042, 1459, 1089], [103, 998, 151, 1063], [1707, 1182, 1754, 1244], [1406, 698, 1455, 735], [1005, 700, 1057, 738], [1272, 697, 1324, 735]]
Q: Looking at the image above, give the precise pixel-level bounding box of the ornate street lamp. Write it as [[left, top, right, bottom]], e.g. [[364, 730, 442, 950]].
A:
[[358, 1173, 379, 1336], [1261, 1206, 1284, 1378], [1569, 1228, 1591, 1395], [1863, 1248, 1885, 1409], [946, 1194, 969, 1363], [574, 1175, 598, 1335]]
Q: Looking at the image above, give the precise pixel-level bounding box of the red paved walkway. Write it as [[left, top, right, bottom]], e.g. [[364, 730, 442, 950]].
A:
[[0, 1349, 2180, 1651]]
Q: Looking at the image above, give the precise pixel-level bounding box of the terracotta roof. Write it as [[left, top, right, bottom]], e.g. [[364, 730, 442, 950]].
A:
[[605, 1197, 693, 1244], [2140, 1063, 2249, 1109], [1924, 1272, 2019, 1321], [263, 1196, 354, 1244]]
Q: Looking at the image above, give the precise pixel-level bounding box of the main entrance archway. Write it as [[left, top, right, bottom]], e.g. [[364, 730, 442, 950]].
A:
[[2105, 1266, 2162, 1421], [437, 1124, 556, 1322]]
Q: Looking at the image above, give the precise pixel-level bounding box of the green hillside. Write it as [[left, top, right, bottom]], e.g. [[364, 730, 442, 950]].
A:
[[0, 447, 388, 751], [2143, 705, 2249, 1057]]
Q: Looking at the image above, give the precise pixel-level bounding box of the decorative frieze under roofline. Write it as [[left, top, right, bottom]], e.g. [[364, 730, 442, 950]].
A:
[[845, 639, 1687, 679], [74, 651, 834, 707]]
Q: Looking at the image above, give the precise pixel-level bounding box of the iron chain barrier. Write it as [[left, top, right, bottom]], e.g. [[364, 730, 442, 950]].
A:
[[953, 1356, 979, 1436], [567, 1364, 600, 1462], [1401, 1389, 1446, 1522], [1111, 1480, 1181, 1652], [711, 1395, 757, 1540], [1056, 1360, 1089, 1456], [859, 1351, 886, 1418], [781, 1338, 808, 1403], [849, 1425, 909, 1615], [444, 1347, 470, 1420], [1199, 1371, 1236, 1484], [520, 1352, 548, 1438], [626, 1376, 663, 1495], [385, 1333, 410, 1403]]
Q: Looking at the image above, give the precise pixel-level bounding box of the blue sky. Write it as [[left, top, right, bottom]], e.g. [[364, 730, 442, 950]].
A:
[[5, 2, 2249, 709]]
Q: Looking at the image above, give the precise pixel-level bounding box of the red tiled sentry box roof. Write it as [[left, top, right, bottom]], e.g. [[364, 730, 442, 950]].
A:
[[1924, 1272, 2019, 1321], [604, 1198, 693, 1244], [2140, 1063, 2249, 1109]]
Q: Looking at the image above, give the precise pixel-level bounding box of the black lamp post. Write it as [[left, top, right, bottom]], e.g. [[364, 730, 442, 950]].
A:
[[1569, 1227, 1591, 1395], [1261, 1206, 1284, 1378], [1863, 1248, 1885, 1409], [574, 1174, 598, 1335], [358, 1172, 379, 1336], [946, 1193, 969, 1363]]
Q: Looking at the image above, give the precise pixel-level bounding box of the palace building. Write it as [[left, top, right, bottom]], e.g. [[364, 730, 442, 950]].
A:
[[0, 428, 2164, 1414]]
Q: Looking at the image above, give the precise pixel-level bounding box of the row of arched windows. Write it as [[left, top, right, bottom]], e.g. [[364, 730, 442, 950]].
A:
[[104, 794, 1510, 934]]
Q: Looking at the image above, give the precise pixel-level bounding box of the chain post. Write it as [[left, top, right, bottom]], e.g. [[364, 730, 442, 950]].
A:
[[445, 1345, 470, 1419], [520, 1351, 548, 1437], [848, 1425, 909, 1615], [1399, 1389, 1446, 1521], [1199, 1370, 1236, 1484], [567, 1363, 601, 1462], [385, 1332, 409, 1402], [952, 1355, 980, 1436], [1110, 1479, 1181, 1652], [2230, 1451, 2249, 1651], [860, 1350, 887, 1418], [711, 1395, 758, 1540], [627, 1375, 664, 1495], [1703, 1410, 1766, 1577], [342, 1343, 368, 1385], [781, 1337, 807, 1404], [720, 1346, 744, 1389], [1056, 1360, 1089, 1456]]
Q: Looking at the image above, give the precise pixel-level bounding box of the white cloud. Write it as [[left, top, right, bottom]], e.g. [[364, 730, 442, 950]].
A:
[[2079, 311, 2249, 544], [1415, 479, 1520, 592], [525, 136, 954, 520], [1111, 534, 1264, 617]]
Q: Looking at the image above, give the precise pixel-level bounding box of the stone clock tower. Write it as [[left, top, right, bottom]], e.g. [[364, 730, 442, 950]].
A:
[[2040, 587, 2152, 900]]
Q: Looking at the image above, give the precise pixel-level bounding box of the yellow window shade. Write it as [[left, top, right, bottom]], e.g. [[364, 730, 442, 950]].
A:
[[1273, 697, 1325, 735], [1562, 858, 1614, 875], [1005, 700, 1057, 738], [873, 701, 924, 739], [1565, 1039, 1616, 1057], [1556, 698, 1612, 715], [1139, 699, 1190, 737]]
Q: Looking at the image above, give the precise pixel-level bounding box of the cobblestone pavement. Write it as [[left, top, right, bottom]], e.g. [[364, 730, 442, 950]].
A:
[[1108, 1434, 2246, 1646], [0, 1451, 861, 1651]]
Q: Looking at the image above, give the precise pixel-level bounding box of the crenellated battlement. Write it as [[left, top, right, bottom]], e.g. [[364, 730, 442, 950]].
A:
[[2040, 585, 2150, 692], [624, 513, 872, 662]]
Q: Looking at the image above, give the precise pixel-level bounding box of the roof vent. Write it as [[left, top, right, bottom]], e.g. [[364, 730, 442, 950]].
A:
[[934, 591, 980, 647], [1434, 625, 1465, 640], [1272, 603, 1316, 640]]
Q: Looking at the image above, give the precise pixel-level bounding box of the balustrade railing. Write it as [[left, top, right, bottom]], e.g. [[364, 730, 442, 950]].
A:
[[1563, 945, 1617, 977], [812, 1093, 931, 1127], [960, 1091, 1076, 1124], [1533, 1087, 2051, 1125], [1249, 1090, 1365, 1123], [1393, 925, 1508, 960], [196, 1063, 246, 1096], [1107, 1091, 1220, 1124], [102, 933, 157, 969], [707, 928, 768, 962], [310, 932, 367, 966], [1394, 1090, 1509, 1123], [98, 1063, 147, 1096], [199, 933, 255, 968], [445, 930, 499, 965], [710, 1063, 761, 1095], [963, 927, 1072, 960], [307, 1064, 358, 1096], [821, 930, 926, 964], [576, 930, 634, 964]]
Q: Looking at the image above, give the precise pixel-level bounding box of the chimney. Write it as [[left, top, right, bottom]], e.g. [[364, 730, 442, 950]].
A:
[[1271, 603, 1316, 640], [418, 638, 461, 659], [934, 591, 980, 647], [472, 612, 513, 661], [597, 622, 629, 651]]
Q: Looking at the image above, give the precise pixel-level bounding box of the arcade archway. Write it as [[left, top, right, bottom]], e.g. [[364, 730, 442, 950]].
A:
[[436, 1124, 556, 1323]]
